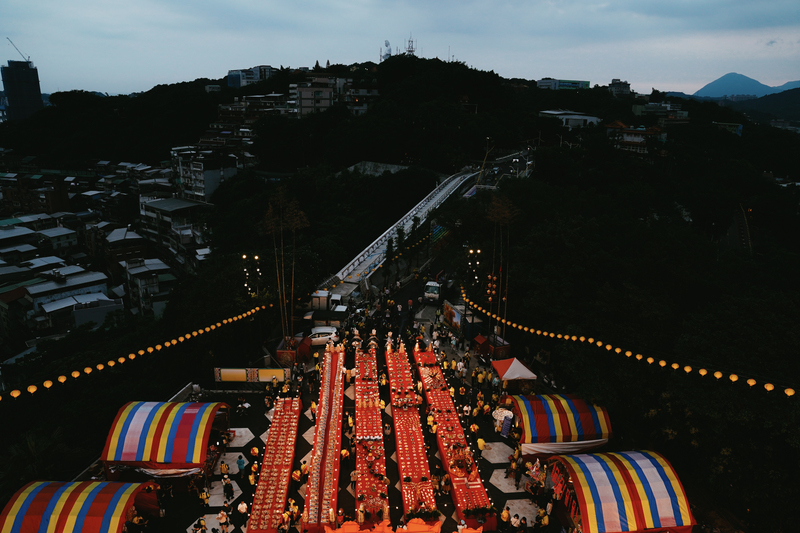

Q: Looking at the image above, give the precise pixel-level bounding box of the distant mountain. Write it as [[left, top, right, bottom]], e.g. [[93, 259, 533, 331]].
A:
[[730, 87, 800, 122], [694, 73, 800, 98]]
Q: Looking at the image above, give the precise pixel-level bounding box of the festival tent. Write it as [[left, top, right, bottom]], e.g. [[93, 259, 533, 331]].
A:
[[509, 394, 611, 457], [548, 451, 696, 533], [101, 401, 229, 478], [491, 358, 537, 380], [0, 481, 159, 533]]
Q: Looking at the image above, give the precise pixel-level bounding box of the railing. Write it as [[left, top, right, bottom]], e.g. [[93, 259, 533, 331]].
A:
[[333, 170, 476, 282]]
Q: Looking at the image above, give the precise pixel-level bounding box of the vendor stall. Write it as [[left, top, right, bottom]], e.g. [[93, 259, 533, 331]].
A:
[[547, 451, 695, 533], [0, 481, 160, 533], [509, 394, 611, 458], [101, 401, 229, 480]]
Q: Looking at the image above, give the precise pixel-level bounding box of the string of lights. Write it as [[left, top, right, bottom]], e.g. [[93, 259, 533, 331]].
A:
[[460, 288, 796, 398], [1, 306, 267, 402]]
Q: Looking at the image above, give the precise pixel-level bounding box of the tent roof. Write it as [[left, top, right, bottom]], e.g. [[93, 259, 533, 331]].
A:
[[553, 451, 695, 533], [101, 402, 228, 468], [491, 358, 537, 380], [511, 394, 611, 444], [0, 481, 153, 533]]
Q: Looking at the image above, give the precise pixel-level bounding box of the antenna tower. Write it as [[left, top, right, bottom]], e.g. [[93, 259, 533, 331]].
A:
[[405, 34, 416, 56]]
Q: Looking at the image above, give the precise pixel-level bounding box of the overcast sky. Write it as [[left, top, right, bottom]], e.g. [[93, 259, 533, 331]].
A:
[[3, 0, 799, 95]]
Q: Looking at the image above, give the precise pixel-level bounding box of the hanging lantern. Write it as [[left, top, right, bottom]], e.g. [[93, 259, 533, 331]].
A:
[[605, 344, 612, 351], [27, 385, 37, 394], [636, 354, 643, 360], [785, 388, 795, 397], [671, 363, 679, 370], [549, 332, 555, 337], [43, 380, 53, 389], [524, 327, 530, 332], [746, 378, 756, 387], [647, 357, 654, 364], [223, 319, 228, 324], [10, 389, 21, 398], [764, 383, 775, 392], [210, 326, 215, 331], [518, 325, 524, 330], [713, 371, 722, 379], [596, 341, 603, 347], [58, 375, 67, 383], [625, 351, 632, 357], [587, 337, 594, 344], [138, 350, 145, 355], [71, 371, 80, 378], [129, 353, 136, 360], [614, 347, 621, 353], [156, 344, 163, 351], [171, 339, 177, 345], [580, 336, 586, 342], [658, 360, 666, 367], [84, 367, 93, 374], [536, 330, 542, 335], [556, 333, 562, 339], [684, 366, 692, 374], [178, 336, 185, 342], [96, 363, 104, 371], [118, 357, 126, 364], [164, 341, 171, 347], [147, 347, 154, 353], [204, 327, 210, 333], [107, 360, 115, 367], [543, 331, 548, 336], [698, 368, 707, 376], [571, 335, 577, 341], [192, 331, 198, 337]]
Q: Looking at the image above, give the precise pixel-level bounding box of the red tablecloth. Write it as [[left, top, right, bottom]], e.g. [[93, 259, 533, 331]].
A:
[[414, 348, 497, 531], [248, 397, 301, 532], [355, 347, 389, 523], [385, 344, 436, 516], [305, 346, 345, 532]]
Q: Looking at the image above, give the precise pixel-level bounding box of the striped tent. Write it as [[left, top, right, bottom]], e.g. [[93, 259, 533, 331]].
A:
[[551, 451, 695, 533], [510, 394, 611, 457], [0, 481, 158, 533], [101, 401, 228, 472]]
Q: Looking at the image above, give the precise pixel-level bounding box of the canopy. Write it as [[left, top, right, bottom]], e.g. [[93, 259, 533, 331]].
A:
[[510, 394, 611, 457], [491, 358, 537, 380], [0, 481, 158, 533], [101, 401, 228, 470], [552, 451, 695, 533]]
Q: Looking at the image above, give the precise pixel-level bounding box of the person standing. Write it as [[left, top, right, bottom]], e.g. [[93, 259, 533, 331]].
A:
[[216, 509, 229, 533], [236, 455, 246, 481]]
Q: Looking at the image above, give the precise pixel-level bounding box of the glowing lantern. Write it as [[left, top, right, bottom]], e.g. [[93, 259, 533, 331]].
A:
[[147, 347, 154, 353], [71, 371, 80, 378], [223, 320, 228, 324], [524, 327, 530, 332], [156, 344, 162, 351], [587, 338, 594, 344], [536, 330, 542, 335], [556, 334, 562, 339], [614, 347, 621, 353], [84, 367, 93, 375], [129, 353, 136, 360], [192, 331, 198, 337], [518, 325, 524, 330], [747, 378, 756, 387], [171, 339, 177, 345], [596, 341, 603, 347], [571, 336, 577, 341], [713, 371, 722, 380], [671, 363, 679, 370], [647, 357, 655, 364], [43, 380, 53, 389], [764, 383, 775, 392], [204, 327, 210, 333], [178, 337, 185, 342], [164, 341, 171, 347], [698, 368, 707, 376], [107, 360, 115, 367], [210, 326, 216, 330], [605, 344, 612, 351], [542, 331, 548, 336], [549, 332, 555, 337], [658, 360, 667, 367], [785, 388, 795, 397], [684, 366, 692, 374], [138, 349, 145, 356], [58, 375, 67, 383], [27, 385, 37, 394], [625, 351, 632, 357], [512, 323, 518, 328], [636, 354, 643, 360], [579, 336, 586, 342], [118, 357, 126, 364], [10, 389, 21, 398], [96, 363, 104, 371]]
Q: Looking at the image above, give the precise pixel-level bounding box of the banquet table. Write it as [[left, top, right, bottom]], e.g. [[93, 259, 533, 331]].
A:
[[413, 347, 497, 531], [385, 343, 437, 517], [354, 346, 390, 524], [247, 397, 301, 533], [305, 345, 345, 533]]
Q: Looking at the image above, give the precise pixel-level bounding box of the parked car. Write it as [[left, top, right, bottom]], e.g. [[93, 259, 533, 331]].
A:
[[302, 326, 339, 346]]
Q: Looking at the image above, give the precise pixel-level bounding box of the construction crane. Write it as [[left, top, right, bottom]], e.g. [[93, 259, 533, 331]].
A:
[[6, 37, 30, 62]]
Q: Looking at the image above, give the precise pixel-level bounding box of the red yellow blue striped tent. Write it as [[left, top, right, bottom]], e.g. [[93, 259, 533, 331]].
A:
[[0, 481, 159, 533], [101, 401, 228, 472], [510, 394, 611, 457], [550, 451, 695, 533]]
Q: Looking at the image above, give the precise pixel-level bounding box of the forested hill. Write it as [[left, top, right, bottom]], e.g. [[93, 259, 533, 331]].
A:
[[3, 55, 796, 177]]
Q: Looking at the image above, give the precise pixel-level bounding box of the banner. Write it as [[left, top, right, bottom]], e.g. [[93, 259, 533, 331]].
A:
[[442, 300, 462, 333]]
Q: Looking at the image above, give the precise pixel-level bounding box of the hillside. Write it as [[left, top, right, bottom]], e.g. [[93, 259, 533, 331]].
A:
[[730, 87, 800, 122]]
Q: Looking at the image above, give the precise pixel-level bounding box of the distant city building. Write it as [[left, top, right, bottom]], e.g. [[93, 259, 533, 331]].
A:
[[605, 121, 667, 154], [170, 146, 243, 203], [536, 78, 590, 90], [227, 65, 275, 88], [713, 122, 743, 136], [608, 79, 631, 97], [290, 76, 338, 116], [539, 110, 601, 130], [1, 60, 44, 121]]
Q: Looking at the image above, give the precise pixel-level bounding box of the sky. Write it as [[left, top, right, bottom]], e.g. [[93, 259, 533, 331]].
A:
[[2, 0, 800, 96]]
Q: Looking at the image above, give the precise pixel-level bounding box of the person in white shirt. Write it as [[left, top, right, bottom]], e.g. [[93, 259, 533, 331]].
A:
[[510, 514, 521, 528], [456, 520, 467, 532]]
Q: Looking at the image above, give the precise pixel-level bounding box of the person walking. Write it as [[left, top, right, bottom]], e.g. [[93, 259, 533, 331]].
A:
[[216, 509, 229, 533]]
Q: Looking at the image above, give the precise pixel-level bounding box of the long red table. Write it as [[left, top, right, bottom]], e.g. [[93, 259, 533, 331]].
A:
[[413, 347, 497, 530], [305, 345, 345, 532], [385, 343, 437, 518], [354, 346, 390, 524], [248, 396, 301, 533]]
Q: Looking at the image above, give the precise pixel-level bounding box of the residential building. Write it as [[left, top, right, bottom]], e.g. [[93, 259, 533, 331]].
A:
[[536, 78, 590, 90], [170, 146, 240, 203], [138, 197, 210, 271], [0, 174, 70, 215], [605, 121, 667, 154], [539, 110, 601, 130], [1, 60, 44, 121], [41, 293, 123, 331], [608, 79, 631, 97], [24, 269, 109, 325], [120, 258, 175, 318], [227, 65, 275, 88], [290, 76, 337, 116], [35, 227, 78, 252], [713, 122, 744, 136]]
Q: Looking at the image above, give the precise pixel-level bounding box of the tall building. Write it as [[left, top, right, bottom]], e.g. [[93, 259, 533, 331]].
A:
[[536, 78, 590, 90], [1, 60, 44, 121]]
